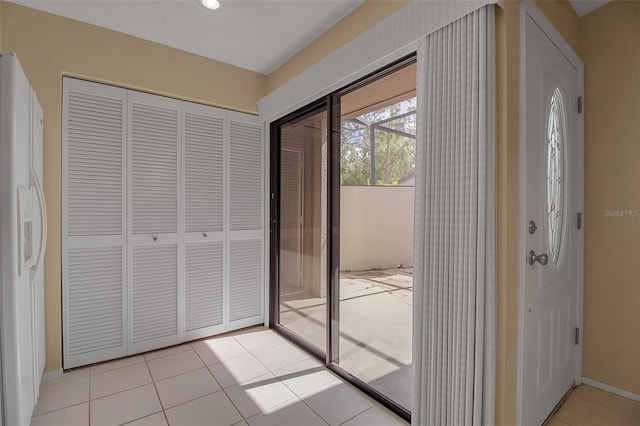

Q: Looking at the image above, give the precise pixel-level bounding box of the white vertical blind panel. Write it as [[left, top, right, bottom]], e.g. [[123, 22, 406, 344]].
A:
[[185, 113, 224, 232], [229, 121, 263, 231], [229, 239, 262, 321], [132, 245, 178, 343], [67, 91, 124, 236], [185, 242, 223, 331], [67, 247, 123, 355], [131, 103, 178, 234], [413, 6, 496, 425]]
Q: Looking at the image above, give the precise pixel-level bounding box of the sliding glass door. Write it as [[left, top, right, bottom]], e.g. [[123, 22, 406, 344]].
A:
[[274, 106, 328, 354], [270, 56, 416, 419], [335, 65, 416, 411]]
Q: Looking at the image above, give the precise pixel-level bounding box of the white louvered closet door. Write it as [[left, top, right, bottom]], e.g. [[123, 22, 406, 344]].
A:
[[63, 78, 265, 367], [128, 92, 181, 353], [183, 104, 226, 339], [228, 112, 264, 324], [62, 78, 128, 368]]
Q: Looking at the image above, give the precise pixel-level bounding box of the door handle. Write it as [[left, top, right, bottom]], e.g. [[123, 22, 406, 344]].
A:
[[31, 173, 47, 286], [528, 250, 548, 266]]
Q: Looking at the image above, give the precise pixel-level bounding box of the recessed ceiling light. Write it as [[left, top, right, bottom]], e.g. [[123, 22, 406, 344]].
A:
[[201, 0, 220, 10]]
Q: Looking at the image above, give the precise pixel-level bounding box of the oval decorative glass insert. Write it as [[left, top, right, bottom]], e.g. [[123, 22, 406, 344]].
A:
[[546, 88, 566, 266]]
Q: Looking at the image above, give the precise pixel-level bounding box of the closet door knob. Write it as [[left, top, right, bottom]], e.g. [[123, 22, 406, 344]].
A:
[[202, 233, 208, 239], [152, 236, 158, 242]]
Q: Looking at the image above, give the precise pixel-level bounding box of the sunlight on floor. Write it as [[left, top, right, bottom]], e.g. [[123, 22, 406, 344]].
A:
[[30, 327, 407, 425]]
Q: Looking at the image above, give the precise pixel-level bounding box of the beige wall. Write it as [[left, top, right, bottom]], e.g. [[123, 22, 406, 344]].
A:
[[340, 186, 413, 272], [0, 1, 266, 373], [265, 0, 410, 94], [494, 1, 521, 424], [579, 0, 640, 395], [534, 0, 580, 54]]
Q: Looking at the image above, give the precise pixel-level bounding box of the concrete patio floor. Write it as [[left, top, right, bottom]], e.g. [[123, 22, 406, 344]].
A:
[[279, 268, 413, 410]]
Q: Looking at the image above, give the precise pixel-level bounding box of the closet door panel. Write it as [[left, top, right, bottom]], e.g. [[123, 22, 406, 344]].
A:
[[185, 242, 224, 332], [130, 99, 179, 235], [131, 245, 178, 344], [185, 109, 224, 234], [128, 92, 180, 352], [62, 78, 127, 368], [229, 116, 263, 232], [229, 239, 263, 321], [183, 104, 226, 338], [228, 112, 263, 325], [66, 246, 125, 366], [66, 91, 125, 236]]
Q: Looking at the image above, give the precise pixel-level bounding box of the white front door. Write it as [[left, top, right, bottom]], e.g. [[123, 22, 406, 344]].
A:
[[522, 7, 584, 426]]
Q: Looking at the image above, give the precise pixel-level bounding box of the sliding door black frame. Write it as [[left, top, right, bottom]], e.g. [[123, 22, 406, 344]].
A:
[[269, 53, 417, 423]]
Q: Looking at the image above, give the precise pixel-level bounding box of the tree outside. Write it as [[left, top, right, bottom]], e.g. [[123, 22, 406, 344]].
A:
[[341, 97, 416, 186]]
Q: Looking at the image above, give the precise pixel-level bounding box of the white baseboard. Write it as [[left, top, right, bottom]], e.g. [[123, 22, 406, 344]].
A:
[[582, 377, 640, 402], [41, 368, 64, 384]]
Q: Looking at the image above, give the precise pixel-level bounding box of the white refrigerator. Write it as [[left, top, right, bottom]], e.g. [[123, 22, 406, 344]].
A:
[[0, 51, 46, 426]]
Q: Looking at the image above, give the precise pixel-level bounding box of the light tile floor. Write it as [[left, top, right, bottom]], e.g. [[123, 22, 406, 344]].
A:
[[547, 384, 640, 426], [31, 327, 407, 426]]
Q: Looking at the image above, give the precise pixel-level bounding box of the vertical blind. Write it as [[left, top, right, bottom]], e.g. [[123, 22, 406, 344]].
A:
[[413, 5, 496, 426]]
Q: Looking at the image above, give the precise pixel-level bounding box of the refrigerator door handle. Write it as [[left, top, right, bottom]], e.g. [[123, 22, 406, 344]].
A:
[[31, 172, 47, 286]]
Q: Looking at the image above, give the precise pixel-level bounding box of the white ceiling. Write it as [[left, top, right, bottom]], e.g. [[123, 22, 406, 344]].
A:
[[8, 0, 612, 74], [568, 0, 610, 17], [7, 0, 365, 74]]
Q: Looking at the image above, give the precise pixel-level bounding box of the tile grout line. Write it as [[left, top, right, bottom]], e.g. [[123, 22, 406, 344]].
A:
[[237, 335, 336, 426], [88, 367, 92, 425], [231, 334, 318, 423], [37, 330, 392, 426], [145, 345, 207, 382], [89, 355, 146, 376], [570, 393, 640, 422], [89, 381, 154, 402], [30, 401, 88, 420], [144, 345, 194, 362], [143, 354, 171, 426], [228, 334, 327, 423], [272, 337, 367, 425], [337, 405, 376, 426], [190, 341, 247, 423], [277, 359, 386, 425], [235, 332, 362, 426]]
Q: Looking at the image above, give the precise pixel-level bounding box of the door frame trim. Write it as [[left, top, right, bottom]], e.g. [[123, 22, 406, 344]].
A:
[[517, 2, 585, 425]]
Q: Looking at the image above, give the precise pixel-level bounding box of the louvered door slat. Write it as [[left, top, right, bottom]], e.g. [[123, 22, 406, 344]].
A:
[[185, 112, 224, 233], [229, 240, 262, 321], [67, 247, 124, 355], [131, 102, 178, 234], [132, 245, 178, 343], [67, 91, 124, 236], [185, 242, 223, 331], [229, 120, 262, 231]]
